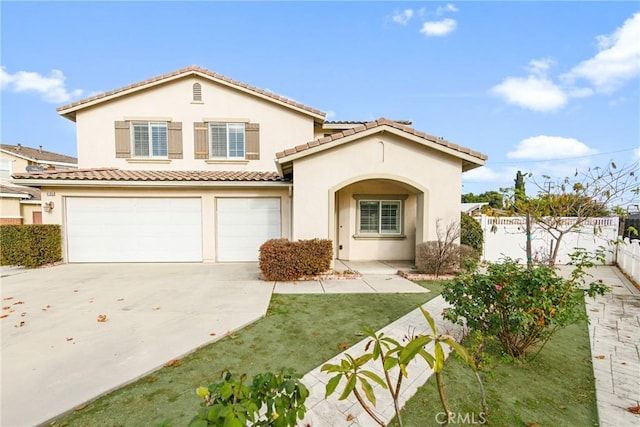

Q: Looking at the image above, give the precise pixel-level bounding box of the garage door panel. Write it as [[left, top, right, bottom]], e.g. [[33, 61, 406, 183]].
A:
[[66, 198, 202, 263], [216, 198, 281, 262]]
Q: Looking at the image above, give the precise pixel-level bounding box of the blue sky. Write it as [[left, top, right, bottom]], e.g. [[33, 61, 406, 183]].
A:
[[1, 1, 639, 195]]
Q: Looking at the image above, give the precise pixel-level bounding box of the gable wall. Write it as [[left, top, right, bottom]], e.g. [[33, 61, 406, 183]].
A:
[[1, 151, 30, 176], [74, 77, 316, 170], [291, 133, 462, 247]]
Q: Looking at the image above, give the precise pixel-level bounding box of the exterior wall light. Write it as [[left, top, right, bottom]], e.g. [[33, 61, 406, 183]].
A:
[[42, 201, 54, 212]]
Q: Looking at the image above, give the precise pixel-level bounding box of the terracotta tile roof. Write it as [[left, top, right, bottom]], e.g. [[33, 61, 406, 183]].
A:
[[0, 183, 41, 200], [1, 144, 77, 165], [11, 168, 286, 182], [57, 65, 325, 118], [275, 118, 488, 161], [325, 120, 412, 125]]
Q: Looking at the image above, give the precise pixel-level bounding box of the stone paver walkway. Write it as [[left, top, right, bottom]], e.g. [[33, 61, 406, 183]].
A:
[[300, 264, 640, 427], [300, 296, 462, 426], [273, 260, 429, 295], [583, 266, 640, 427]]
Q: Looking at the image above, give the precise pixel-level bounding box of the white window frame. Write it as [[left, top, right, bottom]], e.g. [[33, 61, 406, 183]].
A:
[[131, 122, 168, 158], [357, 199, 403, 235], [209, 123, 245, 159], [0, 158, 12, 180]]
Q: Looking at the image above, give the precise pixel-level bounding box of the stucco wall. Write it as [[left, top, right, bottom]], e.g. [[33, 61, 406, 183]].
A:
[[21, 203, 41, 224], [38, 185, 291, 262], [336, 180, 418, 260], [1, 198, 22, 220], [291, 133, 462, 260], [1, 151, 29, 176], [75, 77, 316, 171]]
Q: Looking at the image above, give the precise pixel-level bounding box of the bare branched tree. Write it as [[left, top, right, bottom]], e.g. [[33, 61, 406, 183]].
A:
[[507, 161, 639, 266], [417, 219, 461, 277]]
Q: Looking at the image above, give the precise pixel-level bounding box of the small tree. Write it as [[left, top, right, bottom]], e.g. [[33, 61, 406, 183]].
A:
[[462, 191, 504, 209], [506, 161, 639, 266], [514, 170, 526, 206], [322, 308, 482, 427]]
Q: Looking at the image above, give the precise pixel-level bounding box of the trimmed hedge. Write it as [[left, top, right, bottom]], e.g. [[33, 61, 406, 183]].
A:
[[0, 224, 62, 268], [259, 238, 333, 281]]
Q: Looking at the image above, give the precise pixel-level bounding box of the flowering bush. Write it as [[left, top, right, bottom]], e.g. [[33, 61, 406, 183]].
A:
[[442, 250, 609, 359], [189, 370, 308, 427]]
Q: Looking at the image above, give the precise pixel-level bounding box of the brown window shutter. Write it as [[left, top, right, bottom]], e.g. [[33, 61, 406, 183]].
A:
[[115, 121, 131, 158], [167, 122, 183, 159], [245, 123, 260, 160], [194, 122, 209, 159]]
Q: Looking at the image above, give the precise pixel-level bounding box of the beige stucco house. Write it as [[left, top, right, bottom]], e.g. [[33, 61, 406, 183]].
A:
[[1, 144, 77, 224], [13, 66, 487, 263]]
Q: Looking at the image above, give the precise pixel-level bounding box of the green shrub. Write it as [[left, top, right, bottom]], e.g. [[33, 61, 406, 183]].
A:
[[442, 250, 609, 359], [0, 224, 62, 268], [460, 212, 483, 255], [259, 238, 332, 281], [190, 370, 308, 427], [459, 243, 481, 266]]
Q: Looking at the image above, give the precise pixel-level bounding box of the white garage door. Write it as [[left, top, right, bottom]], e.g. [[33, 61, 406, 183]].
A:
[[66, 198, 202, 262], [216, 198, 281, 262]]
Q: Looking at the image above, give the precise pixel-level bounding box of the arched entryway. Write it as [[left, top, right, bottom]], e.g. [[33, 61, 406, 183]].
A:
[[329, 175, 427, 261]]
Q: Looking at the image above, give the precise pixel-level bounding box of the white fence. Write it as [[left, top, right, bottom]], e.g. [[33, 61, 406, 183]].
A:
[[617, 238, 640, 283], [478, 215, 619, 265]]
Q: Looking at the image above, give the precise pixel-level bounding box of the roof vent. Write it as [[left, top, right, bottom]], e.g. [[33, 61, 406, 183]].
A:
[[193, 83, 202, 102], [26, 165, 44, 172]]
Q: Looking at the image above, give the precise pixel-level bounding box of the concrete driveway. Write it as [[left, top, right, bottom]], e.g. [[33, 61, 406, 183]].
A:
[[1, 263, 273, 427]]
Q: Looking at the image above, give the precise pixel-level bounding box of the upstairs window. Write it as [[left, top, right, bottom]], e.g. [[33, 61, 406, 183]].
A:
[[132, 122, 168, 158], [359, 200, 402, 234], [210, 123, 245, 159], [0, 158, 11, 180]]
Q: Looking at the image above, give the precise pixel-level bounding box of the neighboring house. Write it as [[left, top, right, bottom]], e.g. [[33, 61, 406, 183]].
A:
[[461, 202, 489, 217], [12, 65, 487, 263], [0, 144, 77, 224]]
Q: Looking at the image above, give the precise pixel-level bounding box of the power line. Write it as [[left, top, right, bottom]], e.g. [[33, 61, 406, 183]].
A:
[[489, 147, 639, 165]]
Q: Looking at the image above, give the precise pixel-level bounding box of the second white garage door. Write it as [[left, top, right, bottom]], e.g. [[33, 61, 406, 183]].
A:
[[216, 198, 281, 262], [66, 197, 202, 262]]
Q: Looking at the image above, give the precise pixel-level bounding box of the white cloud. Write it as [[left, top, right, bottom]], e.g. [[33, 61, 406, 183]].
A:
[[567, 87, 594, 98], [325, 110, 336, 119], [0, 67, 83, 103], [420, 18, 457, 37], [436, 4, 458, 16], [462, 166, 505, 183], [0, 67, 14, 88], [392, 9, 414, 25], [492, 13, 639, 112], [507, 135, 598, 160], [634, 147, 640, 160], [527, 58, 553, 76], [490, 76, 567, 112], [564, 12, 640, 93]]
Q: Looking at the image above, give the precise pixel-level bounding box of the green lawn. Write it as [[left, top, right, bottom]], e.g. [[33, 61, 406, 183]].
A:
[[397, 296, 598, 427], [52, 287, 439, 426], [51, 282, 598, 427]]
